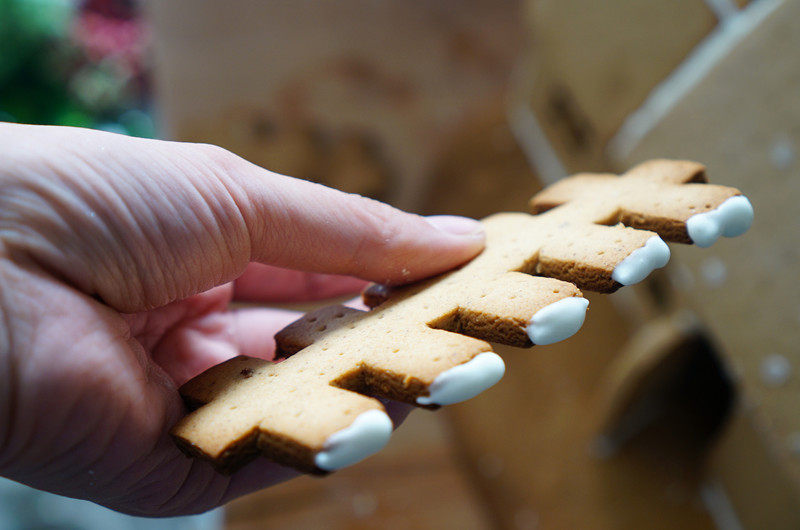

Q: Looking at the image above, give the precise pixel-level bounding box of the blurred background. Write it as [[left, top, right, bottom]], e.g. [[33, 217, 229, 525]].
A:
[[1, 0, 798, 528]]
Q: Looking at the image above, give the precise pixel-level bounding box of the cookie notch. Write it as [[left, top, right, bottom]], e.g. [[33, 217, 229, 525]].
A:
[[171, 159, 752, 474]]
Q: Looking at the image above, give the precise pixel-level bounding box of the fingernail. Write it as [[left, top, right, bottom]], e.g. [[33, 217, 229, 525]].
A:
[[425, 215, 484, 237]]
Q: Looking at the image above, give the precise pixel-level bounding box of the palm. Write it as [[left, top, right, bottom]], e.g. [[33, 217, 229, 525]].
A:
[[2, 266, 342, 515]]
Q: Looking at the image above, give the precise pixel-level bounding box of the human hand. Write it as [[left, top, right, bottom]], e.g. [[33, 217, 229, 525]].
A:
[[0, 123, 485, 516]]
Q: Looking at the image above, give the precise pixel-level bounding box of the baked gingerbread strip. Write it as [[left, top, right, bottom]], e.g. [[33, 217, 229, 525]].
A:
[[171, 159, 753, 474]]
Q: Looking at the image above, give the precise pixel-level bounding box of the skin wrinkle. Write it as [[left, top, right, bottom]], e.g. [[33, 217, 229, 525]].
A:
[[87, 434, 179, 509], [29, 413, 111, 490], [178, 179, 237, 295], [33, 146, 134, 295], [166, 145, 249, 278], [124, 168, 199, 301], [140, 144, 249, 305], [201, 195, 249, 289], [137, 457, 196, 515], [101, 432, 182, 501], [102, 451, 191, 514], [0, 259, 17, 468], [155, 459, 222, 516], [4, 307, 58, 470], [65, 136, 215, 309], [117, 147, 194, 301], [26, 157, 146, 307], [27, 306, 161, 474], [23, 340, 133, 478], [0, 264, 49, 475], [55, 399, 129, 486], [89, 158, 181, 309], [25, 390, 93, 478], [123, 438, 218, 510], [0, 177, 104, 289], [184, 469, 232, 518], [244, 170, 299, 266]]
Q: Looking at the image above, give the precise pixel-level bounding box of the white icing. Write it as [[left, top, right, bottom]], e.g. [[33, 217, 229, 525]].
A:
[[416, 352, 505, 406], [611, 236, 670, 285], [686, 195, 754, 247], [314, 409, 393, 471], [526, 296, 589, 345]]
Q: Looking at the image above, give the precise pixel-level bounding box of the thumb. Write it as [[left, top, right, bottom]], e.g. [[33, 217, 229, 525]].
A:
[[0, 124, 485, 312], [233, 163, 486, 283]]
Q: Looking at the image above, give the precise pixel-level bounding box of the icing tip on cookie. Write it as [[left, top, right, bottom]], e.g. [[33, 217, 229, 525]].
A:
[[686, 195, 754, 247], [611, 236, 670, 285], [416, 352, 505, 406], [526, 296, 589, 345], [314, 410, 393, 471]]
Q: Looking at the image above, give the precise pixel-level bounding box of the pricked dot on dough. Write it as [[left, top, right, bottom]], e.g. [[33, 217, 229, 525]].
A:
[[308, 317, 317, 322], [317, 325, 327, 332]]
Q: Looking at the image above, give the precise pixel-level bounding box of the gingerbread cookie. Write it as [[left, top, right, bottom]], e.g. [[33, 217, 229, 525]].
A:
[[171, 159, 753, 474]]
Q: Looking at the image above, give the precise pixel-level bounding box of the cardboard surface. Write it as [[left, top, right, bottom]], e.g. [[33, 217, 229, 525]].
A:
[[524, 0, 716, 172], [446, 292, 715, 529], [148, 0, 524, 211], [619, 0, 800, 524]]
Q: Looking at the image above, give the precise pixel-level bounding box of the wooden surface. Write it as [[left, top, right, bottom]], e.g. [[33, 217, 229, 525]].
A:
[[619, 0, 800, 525], [225, 409, 492, 529]]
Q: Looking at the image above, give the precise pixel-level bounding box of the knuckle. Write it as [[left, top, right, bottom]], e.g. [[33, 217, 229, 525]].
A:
[[190, 143, 237, 172]]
